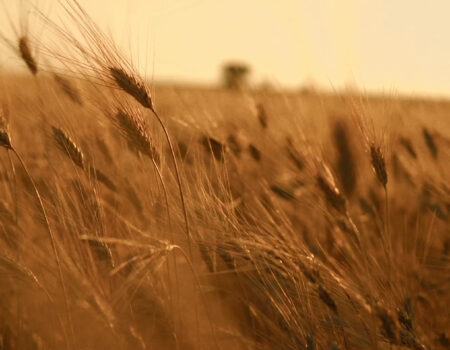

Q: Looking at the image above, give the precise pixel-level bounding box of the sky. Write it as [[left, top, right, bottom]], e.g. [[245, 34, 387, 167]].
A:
[[1, 0, 450, 97]]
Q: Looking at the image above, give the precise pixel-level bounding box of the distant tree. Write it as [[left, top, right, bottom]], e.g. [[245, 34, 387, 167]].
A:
[[222, 62, 249, 90]]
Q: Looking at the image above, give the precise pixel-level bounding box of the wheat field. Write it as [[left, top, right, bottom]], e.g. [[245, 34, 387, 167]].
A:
[[0, 1, 449, 349]]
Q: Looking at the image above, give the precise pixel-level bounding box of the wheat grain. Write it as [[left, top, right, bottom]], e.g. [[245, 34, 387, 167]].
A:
[[19, 36, 37, 75], [316, 175, 347, 215], [422, 127, 438, 159], [201, 136, 226, 161], [0, 116, 12, 150], [227, 134, 242, 157], [109, 67, 153, 110], [248, 144, 261, 161], [332, 120, 357, 195], [317, 285, 337, 314], [370, 144, 387, 187], [286, 136, 305, 171], [114, 108, 159, 162], [376, 306, 398, 344], [256, 103, 268, 129], [53, 73, 83, 105], [399, 137, 417, 159], [52, 126, 85, 169]]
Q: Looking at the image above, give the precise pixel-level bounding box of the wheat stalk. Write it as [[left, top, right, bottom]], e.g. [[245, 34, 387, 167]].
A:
[[0, 118, 71, 344]]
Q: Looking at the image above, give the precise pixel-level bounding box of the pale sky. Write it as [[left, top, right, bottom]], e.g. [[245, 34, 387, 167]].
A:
[[2, 1, 450, 96]]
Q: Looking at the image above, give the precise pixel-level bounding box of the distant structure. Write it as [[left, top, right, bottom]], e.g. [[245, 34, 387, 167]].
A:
[[222, 62, 250, 90]]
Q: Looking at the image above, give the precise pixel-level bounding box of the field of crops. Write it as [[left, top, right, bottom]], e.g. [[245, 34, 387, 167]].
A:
[[0, 1, 449, 349]]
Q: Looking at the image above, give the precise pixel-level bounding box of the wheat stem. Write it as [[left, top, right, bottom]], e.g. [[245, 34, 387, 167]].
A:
[[10, 148, 74, 349], [7, 151, 18, 227], [151, 109, 191, 254]]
